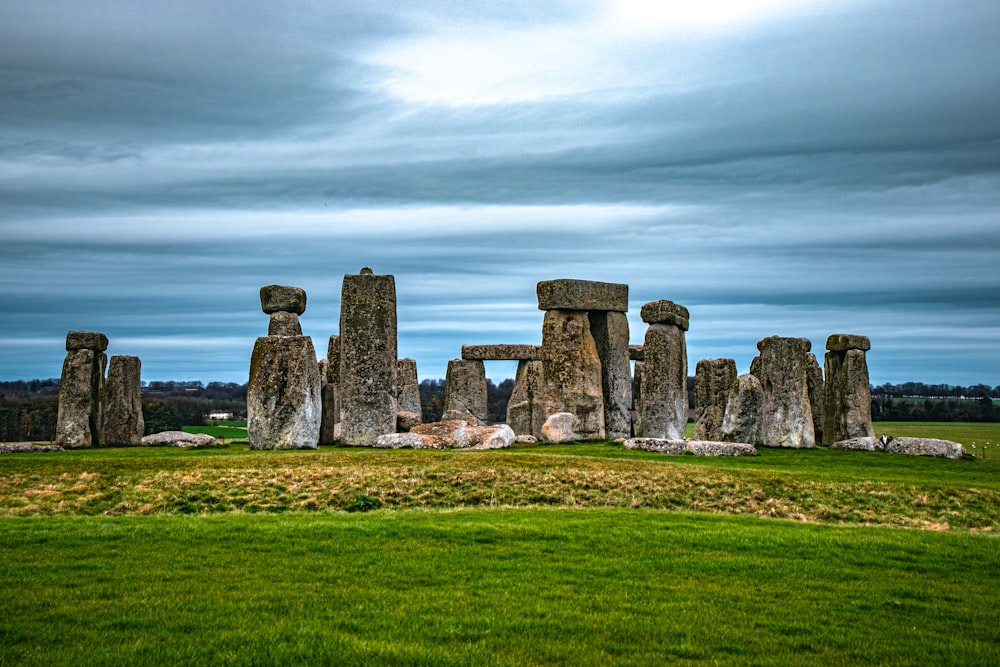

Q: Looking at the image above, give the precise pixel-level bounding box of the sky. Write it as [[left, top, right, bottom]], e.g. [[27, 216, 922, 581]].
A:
[[1, 0, 999, 386]]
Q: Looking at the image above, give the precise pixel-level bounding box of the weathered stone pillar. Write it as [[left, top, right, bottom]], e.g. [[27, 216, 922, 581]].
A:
[[319, 335, 340, 444], [540, 309, 606, 439], [589, 311, 632, 439], [720, 374, 764, 445], [507, 359, 545, 436], [248, 285, 321, 450], [806, 352, 825, 446], [55, 331, 108, 448], [636, 300, 689, 440], [756, 336, 815, 448], [823, 334, 875, 444], [104, 355, 144, 446], [397, 357, 422, 431], [339, 268, 398, 445], [694, 358, 736, 441], [443, 359, 488, 424]]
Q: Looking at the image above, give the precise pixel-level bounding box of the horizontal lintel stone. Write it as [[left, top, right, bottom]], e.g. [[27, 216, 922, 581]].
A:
[[640, 300, 689, 329], [826, 333, 871, 352], [65, 331, 109, 352], [462, 344, 541, 361], [260, 285, 306, 315], [536, 279, 628, 312]]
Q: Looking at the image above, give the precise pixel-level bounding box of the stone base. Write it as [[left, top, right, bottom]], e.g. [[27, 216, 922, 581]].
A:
[[374, 422, 515, 450], [623, 438, 757, 456]]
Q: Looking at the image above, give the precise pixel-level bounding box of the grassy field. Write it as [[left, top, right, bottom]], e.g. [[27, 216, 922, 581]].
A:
[[2, 424, 999, 664]]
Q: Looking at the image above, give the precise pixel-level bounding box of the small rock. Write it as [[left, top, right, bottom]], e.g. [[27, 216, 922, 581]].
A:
[[141, 431, 220, 448], [541, 412, 579, 443]]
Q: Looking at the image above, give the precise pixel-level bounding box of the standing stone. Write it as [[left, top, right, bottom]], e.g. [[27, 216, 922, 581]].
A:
[[320, 335, 340, 444], [632, 361, 644, 436], [719, 374, 764, 445], [540, 309, 605, 440], [339, 269, 398, 446], [756, 336, 815, 448], [507, 359, 546, 437], [248, 336, 322, 449], [589, 311, 632, 439], [55, 331, 107, 448], [397, 357, 423, 430], [104, 355, 143, 446], [637, 301, 688, 440], [806, 352, 825, 446], [443, 359, 488, 425], [823, 334, 875, 444], [694, 358, 736, 441]]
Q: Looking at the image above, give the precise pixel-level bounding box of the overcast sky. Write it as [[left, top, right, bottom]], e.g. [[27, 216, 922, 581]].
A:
[[2, 0, 999, 386]]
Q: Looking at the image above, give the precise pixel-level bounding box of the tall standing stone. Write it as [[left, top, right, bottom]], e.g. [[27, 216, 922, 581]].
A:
[[806, 352, 825, 446], [507, 359, 546, 436], [104, 355, 143, 446], [55, 331, 108, 448], [339, 268, 398, 445], [719, 374, 764, 445], [397, 357, 423, 430], [637, 301, 688, 440], [540, 309, 606, 439], [248, 285, 321, 449], [756, 336, 815, 448], [320, 335, 340, 444], [694, 358, 736, 441], [589, 311, 632, 439], [823, 334, 875, 444], [443, 359, 488, 424]]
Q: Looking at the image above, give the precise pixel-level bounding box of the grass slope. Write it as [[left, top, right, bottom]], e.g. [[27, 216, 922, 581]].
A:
[[2, 509, 998, 666]]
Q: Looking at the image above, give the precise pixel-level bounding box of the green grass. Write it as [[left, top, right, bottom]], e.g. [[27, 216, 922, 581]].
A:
[[184, 419, 248, 442], [1, 509, 998, 666]]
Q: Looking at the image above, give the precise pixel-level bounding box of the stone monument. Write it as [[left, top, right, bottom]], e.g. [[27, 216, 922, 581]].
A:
[[55, 331, 108, 448], [636, 300, 689, 440], [823, 334, 875, 444], [104, 355, 144, 446]]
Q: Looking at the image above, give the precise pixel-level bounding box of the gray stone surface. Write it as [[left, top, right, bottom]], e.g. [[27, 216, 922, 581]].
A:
[[823, 339, 875, 444], [319, 336, 341, 444], [396, 411, 422, 432], [55, 347, 106, 448], [536, 279, 628, 312], [0, 443, 64, 454], [260, 285, 306, 315], [461, 344, 540, 361], [339, 270, 398, 446], [506, 359, 546, 437], [629, 345, 644, 361], [694, 358, 736, 441], [756, 336, 816, 448], [248, 335, 322, 449], [375, 423, 515, 450], [268, 311, 302, 337], [142, 431, 220, 448], [639, 300, 689, 330], [396, 358, 422, 417], [65, 330, 109, 352], [373, 433, 426, 449], [540, 309, 605, 439], [632, 361, 644, 435], [806, 352, 825, 446], [832, 436, 966, 459], [104, 355, 144, 446], [720, 374, 764, 445], [443, 359, 488, 425], [589, 310, 632, 439], [454, 424, 516, 450], [624, 438, 757, 456], [636, 322, 687, 439], [541, 412, 579, 443], [826, 334, 871, 352]]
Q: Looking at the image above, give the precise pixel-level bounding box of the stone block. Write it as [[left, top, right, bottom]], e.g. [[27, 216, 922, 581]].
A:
[[260, 284, 306, 315], [55, 348, 106, 448], [536, 279, 628, 312], [694, 358, 736, 441], [639, 300, 689, 329], [826, 334, 871, 352], [507, 359, 546, 437], [589, 310, 632, 439], [636, 323, 687, 439], [65, 331, 109, 352], [104, 355, 144, 446], [461, 344, 540, 361], [720, 374, 764, 445], [443, 359, 488, 425], [756, 336, 815, 448], [248, 336, 322, 449], [268, 311, 302, 336], [540, 309, 605, 440]]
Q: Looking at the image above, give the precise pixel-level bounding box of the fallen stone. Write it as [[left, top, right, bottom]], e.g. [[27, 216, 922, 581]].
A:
[[268, 311, 302, 337], [461, 344, 541, 361], [141, 431, 220, 448], [454, 424, 516, 450], [639, 300, 689, 330], [541, 412, 578, 443], [65, 330, 109, 352], [623, 438, 756, 456], [0, 443, 65, 454], [260, 285, 306, 315], [536, 279, 628, 312], [832, 436, 967, 459], [515, 435, 538, 444], [373, 433, 425, 449], [378, 420, 515, 450]]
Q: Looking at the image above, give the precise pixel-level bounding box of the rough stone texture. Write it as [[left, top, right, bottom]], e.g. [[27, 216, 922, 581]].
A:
[[637, 323, 687, 439], [832, 436, 966, 460], [536, 279, 628, 312], [629, 345, 644, 361], [268, 311, 302, 337], [540, 310, 606, 439], [142, 431, 220, 448], [806, 353, 825, 446], [461, 344, 540, 361], [720, 374, 764, 445], [589, 311, 632, 439], [0, 443, 64, 454], [515, 435, 538, 444], [320, 336, 340, 444], [826, 334, 871, 352], [632, 361, 644, 435], [396, 358, 422, 418], [639, 300, 689, 330], [339, 271, 398, 446], [443, 359, 488, 425], [541, 412, 579, 443], [396, 411, 422, 432], [55, 348, 106, 449], [454, 424, 516, 450], [756, 336, 815, 448], [823, 339, 875, 444], [624, 438, 757, 456], [373, 433, 426, 449], [694, 358, 736, 441], [506, 359, 546, 437], [103, 355, 144, 446], [326, 335, 341, 384], [65, 330, 109, 352], [260, 285, 306, 315], [374, 423, 515, 450], [408, 418, 477, 449], [248, 336, 322, 449]]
